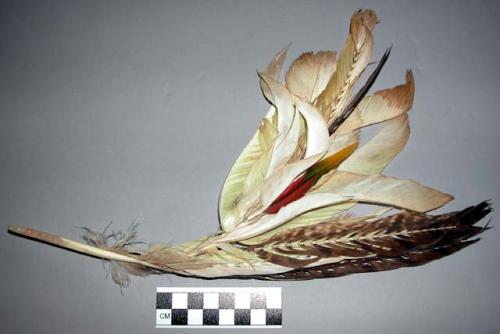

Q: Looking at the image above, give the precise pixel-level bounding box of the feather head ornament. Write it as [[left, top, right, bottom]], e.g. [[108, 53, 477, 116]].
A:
[[8, 9, 492, 288]]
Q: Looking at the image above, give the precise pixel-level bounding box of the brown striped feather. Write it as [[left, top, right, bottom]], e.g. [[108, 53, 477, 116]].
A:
[[245, 201, 491, 270]]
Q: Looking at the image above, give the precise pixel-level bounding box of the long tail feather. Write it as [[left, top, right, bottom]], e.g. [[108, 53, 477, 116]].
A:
[[261, 240, 478, 280], [249, 201, 492, 270]]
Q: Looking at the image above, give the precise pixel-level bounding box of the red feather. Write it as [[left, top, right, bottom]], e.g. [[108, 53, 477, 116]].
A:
[[265, 143, 357, 214]]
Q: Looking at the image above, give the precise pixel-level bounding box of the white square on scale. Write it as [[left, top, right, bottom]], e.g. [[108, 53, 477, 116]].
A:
[[188, 309, 203, 325], [156, 309, 171, 325], [266, 289, 282, 308], [219, 309, 235, 325], [172, 292, 187, 309], [203, 292, 219, 309], [235, 292, 251, 309], [251, 309, 266, 325]]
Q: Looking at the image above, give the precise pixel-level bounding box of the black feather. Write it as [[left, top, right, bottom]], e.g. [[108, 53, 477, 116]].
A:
[[328, 46, 392, 135]]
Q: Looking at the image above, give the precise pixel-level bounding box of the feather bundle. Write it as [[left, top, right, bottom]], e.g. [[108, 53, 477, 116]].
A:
[[8, 9, 492, 288]]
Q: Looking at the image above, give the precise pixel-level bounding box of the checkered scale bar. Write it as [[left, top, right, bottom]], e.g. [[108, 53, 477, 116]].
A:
[[156, 287, 282, 328]]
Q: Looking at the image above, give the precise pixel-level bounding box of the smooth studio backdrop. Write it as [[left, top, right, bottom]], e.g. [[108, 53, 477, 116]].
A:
[[1, 1, 500, 333]]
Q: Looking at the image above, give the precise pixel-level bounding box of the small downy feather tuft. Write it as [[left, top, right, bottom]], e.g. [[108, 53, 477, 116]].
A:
[[80, 222, 150, 290]]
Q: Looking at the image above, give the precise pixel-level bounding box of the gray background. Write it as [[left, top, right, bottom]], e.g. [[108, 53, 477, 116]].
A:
[[1, 0, 499, 333]]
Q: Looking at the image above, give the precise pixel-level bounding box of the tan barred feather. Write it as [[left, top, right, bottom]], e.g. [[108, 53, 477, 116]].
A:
[[255, 201, 492, 276]]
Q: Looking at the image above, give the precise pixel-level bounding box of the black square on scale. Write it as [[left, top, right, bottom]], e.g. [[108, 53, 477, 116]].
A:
[[188, 292, 203, 309], [266, 308, 282, 325], [156, 292, 172, 309], [203, 309, 219, 325], [171, 309, 188, 325], [234, 309, 251, 325], [219, 292, 235, 309], [250, 292, 266, 308]]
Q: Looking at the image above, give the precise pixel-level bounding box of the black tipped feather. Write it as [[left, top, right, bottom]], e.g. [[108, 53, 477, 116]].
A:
[[251, 201, 492, 276], [328, 46, 392, 135], [261, 240, 479, 280]]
